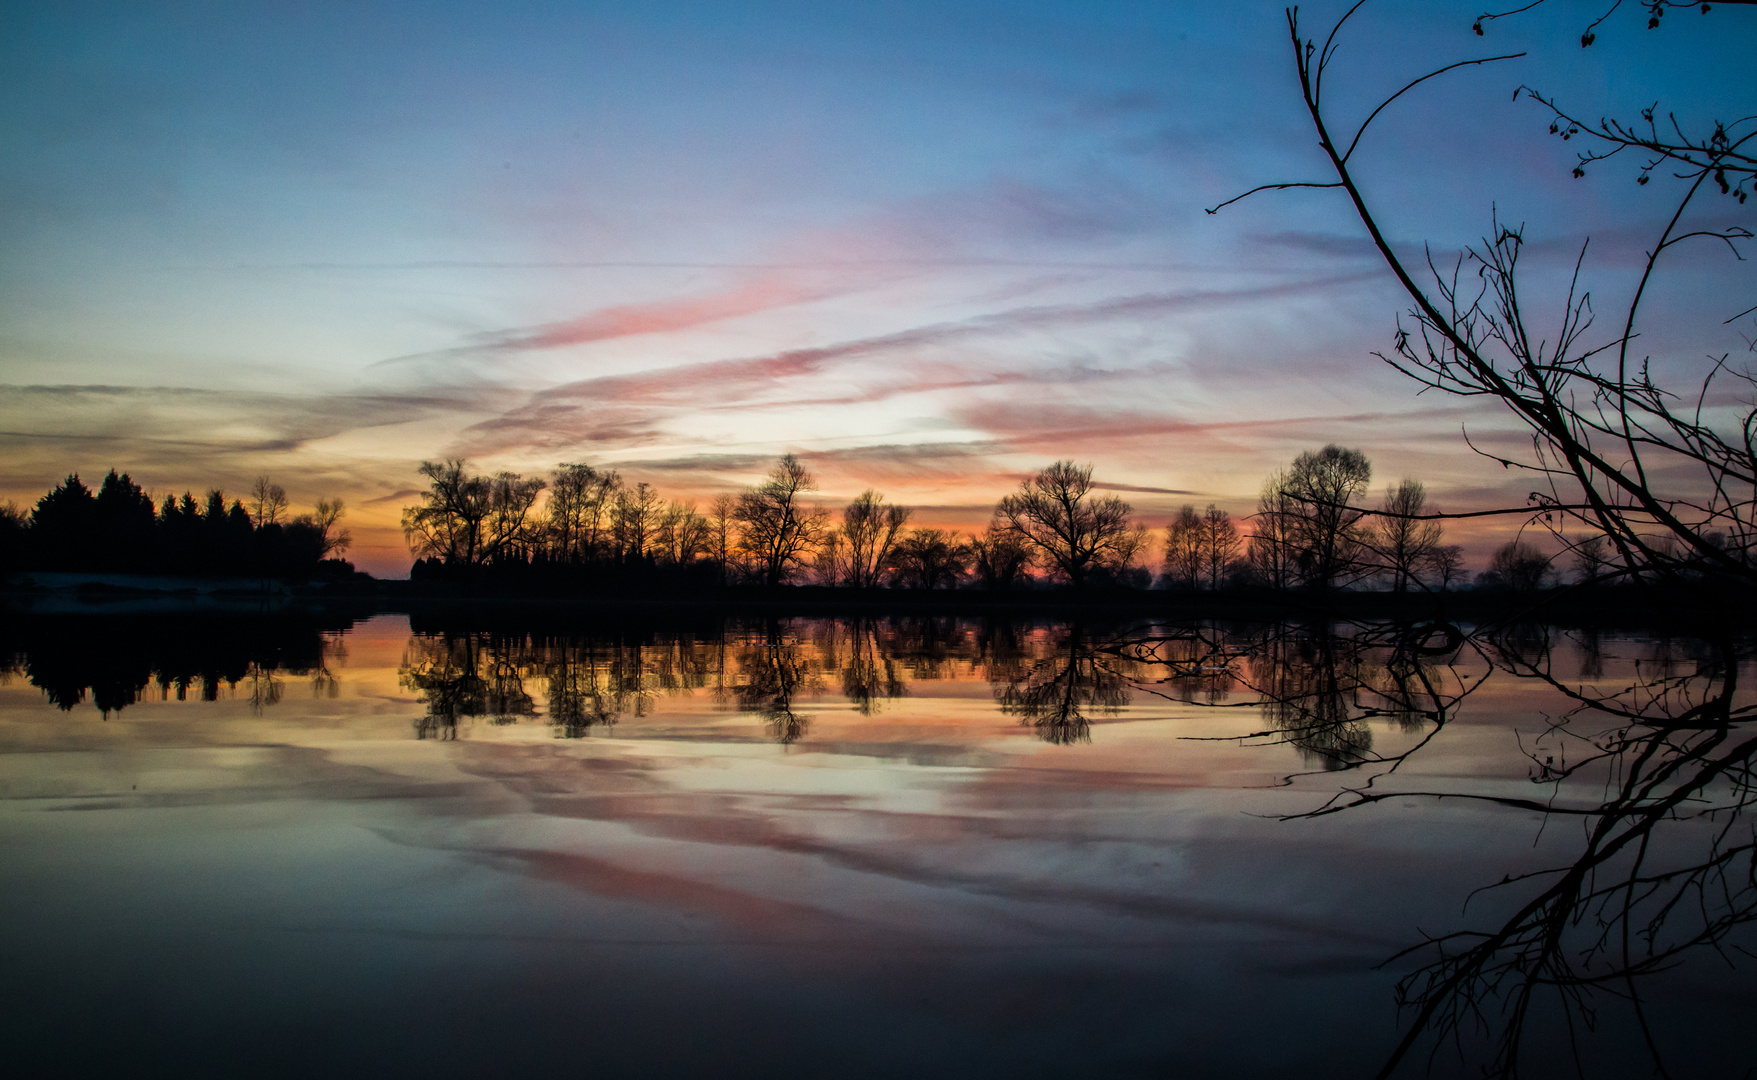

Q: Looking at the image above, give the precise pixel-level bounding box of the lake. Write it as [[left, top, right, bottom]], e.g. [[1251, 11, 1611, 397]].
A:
[[1, 610, 1751, 1078]]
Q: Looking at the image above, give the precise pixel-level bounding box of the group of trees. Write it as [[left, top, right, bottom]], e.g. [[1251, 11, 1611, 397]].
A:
[[403, 454, 1156, 591], [0, 451, 1571, 595], [0, 471, 351, 580], [402, 449, 1559, 594], [402, 456, 1054, 590], [1239, 446, 1466, 593], [405, 453, 1152, 590]]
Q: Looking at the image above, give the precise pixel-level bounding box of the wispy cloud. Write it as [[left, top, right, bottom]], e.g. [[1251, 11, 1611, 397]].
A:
[[1091, 481, 1201, 495], [451, 269, 1388, 460], [375, 271, 868, 372], [476, 276, 845, 352]]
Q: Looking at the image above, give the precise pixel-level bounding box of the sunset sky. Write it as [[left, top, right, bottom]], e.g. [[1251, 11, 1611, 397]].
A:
[[3, 1, 1750, 576]]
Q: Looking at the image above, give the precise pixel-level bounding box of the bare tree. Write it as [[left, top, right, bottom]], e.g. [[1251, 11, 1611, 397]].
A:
[[611, 482, 663, 562], [656, 500, 710, 566], [811, 531, 848, 585], [401, 459, 545, 573], [995, 461, 1148, 587], [1376, 479, 1445, 592], [291, 498, 350, 558], [248, 476, 288, 529], [1248, 471, 1300, 590], [1426, 543, 1465, 591], [708, 493, 738, 585], [838, 490, 911, 588], [1570, 534, 1609, 584], [1163, 505, 1204, 589], [970, 521, 1032, 589], [735, 455, 829, 587], [1261, 446, 1375, 591], [1219, 5, 1757, 601], [545, 462, 619, 564], [1199, 504, 1241, 590], [1483, 539, 1553, 592], [889, 527, 969, 589]]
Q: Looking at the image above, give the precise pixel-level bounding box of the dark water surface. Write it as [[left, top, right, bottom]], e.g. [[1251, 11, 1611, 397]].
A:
[[2, 612, 1752, 1078]]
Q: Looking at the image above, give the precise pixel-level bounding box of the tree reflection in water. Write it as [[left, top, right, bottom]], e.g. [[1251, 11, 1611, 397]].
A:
[[1108, 617, 1754, 1079], [398, 628, 736, 740], [730, 623, 820, 744], [1108, 619, 1478, 772], [399, 635, 491, 740], [992, 626, 1131, 744], [542, 640, 622, 738], [824, 617, 907, 715], [1353, 627, 1757, 1080], [3, 609, 1752, 1073], [0, 614, 343, 717]]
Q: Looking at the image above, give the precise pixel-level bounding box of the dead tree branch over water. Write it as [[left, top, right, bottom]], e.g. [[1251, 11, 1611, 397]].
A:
[[1216, 2, 1757, 604]]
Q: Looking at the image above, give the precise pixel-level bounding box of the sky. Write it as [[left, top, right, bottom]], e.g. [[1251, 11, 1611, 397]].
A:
[[1, 0, 1751, 576]]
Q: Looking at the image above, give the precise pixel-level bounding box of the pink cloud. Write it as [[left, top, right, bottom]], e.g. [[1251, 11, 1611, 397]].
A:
[[484, 274, 846, 352]]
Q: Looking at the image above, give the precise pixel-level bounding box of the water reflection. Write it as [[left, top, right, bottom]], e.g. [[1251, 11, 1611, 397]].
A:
[[1363, 624, 1757, 1080], [390, 617, 1167, 746], [992, 627, 1130, 745], [0, 614, 343, 716], [731, 624, 819, 744], [2, 610, 1751, 1077], [826, 618, 907, 715], [1170, 620, 1752, 1080]]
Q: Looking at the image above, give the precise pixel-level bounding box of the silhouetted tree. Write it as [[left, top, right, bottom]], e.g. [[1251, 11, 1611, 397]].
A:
[[295, 498, 351, 558], [969, 522, 1031, 590], [544, 461, 620, 564], [1428, 544, 1466, 591], [889, 528, 969, 589], [995, 461, 1148, 587], [708, 493, 738, 585], [0, 501, 25, 573], [7, 470, 345, 580], [1198, 504, 1241, 590], [611, 482, 663, 562], [1166, 504, 1238, 590], [1481, 540, 1553, 592], [1221, 4, 1757, 607], [1262, 446, 1374, 591], [735, 455, 828, 588], [1570, 534, 1609, 585], [30, 475, 98, 571], [838, 490, 910, 588], [1376, 479, 1444, 592], [158, 491, 198, 573], [811, 531, 847, 586], [1163, 505, 1204, 589], [248, 476, 288, 529], [402, 459, 546, 576], [93, 471, 158, 572], [655, 500, 710, 567], [1248, 473, 1299, 590]]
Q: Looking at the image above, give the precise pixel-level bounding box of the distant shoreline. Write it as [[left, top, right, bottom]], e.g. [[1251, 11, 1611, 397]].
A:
[[3, 570, 1741, 631]]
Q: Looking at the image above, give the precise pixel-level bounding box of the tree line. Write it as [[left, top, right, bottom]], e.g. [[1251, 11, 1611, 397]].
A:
[[399, 447, 1574, 594], [0, 451, 1612, 593], [0, 471, 352, 579]]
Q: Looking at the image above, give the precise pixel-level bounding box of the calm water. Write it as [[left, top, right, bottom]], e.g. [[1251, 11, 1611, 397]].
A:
[[1, 612, 1752, 1078]]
